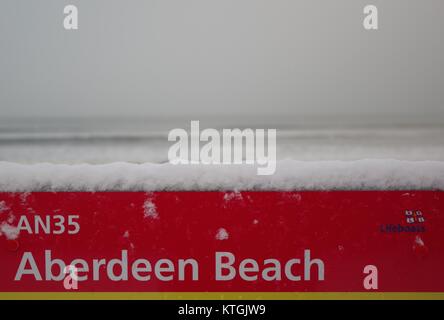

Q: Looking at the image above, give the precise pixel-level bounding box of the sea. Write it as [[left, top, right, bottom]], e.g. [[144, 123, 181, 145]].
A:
[[0, 115, 443, 164]]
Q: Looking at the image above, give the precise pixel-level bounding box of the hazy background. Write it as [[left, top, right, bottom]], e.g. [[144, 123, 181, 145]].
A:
[[1, 0, 443, 122], [0, 0, 443, 163]]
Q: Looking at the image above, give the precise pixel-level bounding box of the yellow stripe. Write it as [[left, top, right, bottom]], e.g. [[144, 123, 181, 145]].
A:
[[0, 292, 444, 300]]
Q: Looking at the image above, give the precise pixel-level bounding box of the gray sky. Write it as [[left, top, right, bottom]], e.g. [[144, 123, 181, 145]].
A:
[[0, 0, 443, 122]]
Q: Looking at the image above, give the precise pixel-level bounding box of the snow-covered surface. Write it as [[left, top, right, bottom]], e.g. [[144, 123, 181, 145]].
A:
[[0, 200, 9, 212], [143, 195, 159, 219], [0, 222, 19, 240], [0, 160, 443, 191], [215, 228, 229, 241]]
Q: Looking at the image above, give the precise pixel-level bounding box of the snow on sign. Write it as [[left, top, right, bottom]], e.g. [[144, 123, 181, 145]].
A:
[[0, 191, 443, 300]]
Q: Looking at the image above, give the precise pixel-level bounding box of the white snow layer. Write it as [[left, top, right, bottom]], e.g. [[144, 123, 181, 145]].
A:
[[215, 228, 229, 241], [0, 160, 443, 191]]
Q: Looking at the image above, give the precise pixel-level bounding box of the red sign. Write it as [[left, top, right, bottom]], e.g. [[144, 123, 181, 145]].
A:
[[0, 191, 443, 299]]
